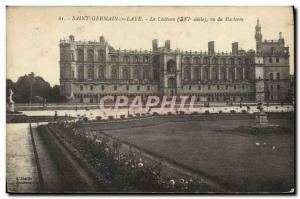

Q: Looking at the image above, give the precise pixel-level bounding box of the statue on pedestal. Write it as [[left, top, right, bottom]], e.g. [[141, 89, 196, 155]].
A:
[[8, 89, 15, 112]]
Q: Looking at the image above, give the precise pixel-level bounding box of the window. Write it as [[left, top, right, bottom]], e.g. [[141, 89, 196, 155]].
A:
[[134, 56, 140, 63], [230, 58, 235, 65], [198, 85, 201, 90], [143, 56, 149, 63], [124, 56, 130, 63], [80, 85, 83, 91], [101, 85, 104, 90], [217, 85, 220, 90], [183, 67, 190, 80], [221, 58, 226, 65], [87, 66, 94, 79], [114, 85, 117, 91], [90, 85, 93, 91], [98, 50, 105, 62], [189, 85, 192, 90], [147, 85, 150, 90], [242, 85, 245, 90], [87, 50, 94, 62], [234, 85, 236, 90], [126, 85, 129, 90], [89, 98, 93, 103], [276, 57, 279, 63], [137, 85, 140, 91], [98, 66, 105, 80], [80, 98, 83, 103], [270, 85, 273, 90], [208, 85, 211, 90], [193, 57, 199, 64], [77, 49, 84, 62], [111, 55, 118, 63], [277, 73, 280, 79], [184, 57, 190, 64], [123, 68, 129, 80], [212, 57, 218, 64], [111, 67, 118, 80], [71, 51, 74, 61], [269, 58, 273, 63], [78, 66, 84, 79], [225, 85, 228, 90], [270, 73, 273, 80], [277, 85, 280, 90]]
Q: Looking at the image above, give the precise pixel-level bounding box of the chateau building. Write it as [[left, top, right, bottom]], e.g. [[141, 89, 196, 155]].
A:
[[59, 19, 291, 103]]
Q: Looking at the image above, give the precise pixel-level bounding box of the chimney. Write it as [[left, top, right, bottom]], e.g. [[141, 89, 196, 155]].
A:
[[152, 39, 158, 51], [165, 40, 170, 50], [232, 42, 239, 54], [208, 41, 214, 55]]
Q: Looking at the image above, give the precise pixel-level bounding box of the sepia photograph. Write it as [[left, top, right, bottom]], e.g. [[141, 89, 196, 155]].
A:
[[5, 6, 295, 194]]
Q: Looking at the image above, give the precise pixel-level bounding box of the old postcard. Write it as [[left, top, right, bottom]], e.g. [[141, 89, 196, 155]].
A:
[[6, 6, 295, 194]]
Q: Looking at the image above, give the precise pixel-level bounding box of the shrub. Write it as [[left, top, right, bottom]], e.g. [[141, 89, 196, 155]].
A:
[[179, 111, 185, 115], [96, 116, 102, 121], [241, 110, 247, 114], [205, 110, 210, 114], [191, 112, 198, 115], [108, 116, 114, 120], [230, 110, 236, 114], [135, 113, 140, 117], [153, 112, 159, 116], [167, 112, 172, 115], [218, 110, 223, 114], [128, 114, 133, 117], [120, 115, 125, 119], [83, 117, 89, 122]]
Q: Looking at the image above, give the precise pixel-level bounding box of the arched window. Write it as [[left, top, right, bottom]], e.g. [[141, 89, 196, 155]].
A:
[[111, 55, 118, 63], [193, 67, 199, 80], [87, 66, 94, 79], [98, 50, 105, 62], [184, 57, 190, 64], [167, 60, 176, 73], [203, 67, 209, 81], [98, 66, 105, 80], [212, 57, 218, 65], [193, 57, 200, 64], [203, 57, 208, 65], [133, 67, 140, 79], [221, 67, 226, 80], [78, 65, 84, 79], [270, 73, 273, 80], [143, 56, 149, 63], [183, 67, 190, 80], [245, 70, 250, 80], [270, 47, 275, 54], [143, 67, 149, 79], [153, 69, 159, 80], [87, 50, 94, 62], [229, 68, 235, 81], [212, 67, 218, 81], [111, 66, 118, 80], [168, 77, 176, 88], [123, 68, 129, 80], [134, 56, 140, 63], [230, 58, 235, 65], [221, 58, 226, 65], [237, 68, 243, 80], [238, 58, 242, 65], [124, 56, 130, 63], [77, 49, 84, 62]]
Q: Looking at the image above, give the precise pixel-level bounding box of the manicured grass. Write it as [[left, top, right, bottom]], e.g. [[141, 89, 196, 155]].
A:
[[104, 118, 294, 192]]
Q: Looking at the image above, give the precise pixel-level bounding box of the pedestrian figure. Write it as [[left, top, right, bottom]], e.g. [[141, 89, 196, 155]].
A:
[[54, 111, 58, 121]]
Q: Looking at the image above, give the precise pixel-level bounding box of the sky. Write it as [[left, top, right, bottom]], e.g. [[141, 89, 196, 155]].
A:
[[7, 6, 294, 86]]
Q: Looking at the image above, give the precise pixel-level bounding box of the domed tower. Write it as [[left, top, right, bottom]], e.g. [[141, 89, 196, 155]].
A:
[[255, 19, 263, 54]]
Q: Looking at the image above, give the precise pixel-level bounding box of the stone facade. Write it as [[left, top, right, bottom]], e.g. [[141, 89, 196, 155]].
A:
[[59, 20, 291, 103]]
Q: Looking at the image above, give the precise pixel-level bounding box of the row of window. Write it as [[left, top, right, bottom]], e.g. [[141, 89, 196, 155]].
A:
[[79, 85, 152, 91], [188, 84, 248, 91], [269, 72, 280, 80], [268, 57, 280, 63]]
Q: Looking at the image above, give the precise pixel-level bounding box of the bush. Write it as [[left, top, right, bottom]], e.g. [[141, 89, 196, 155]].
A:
[[120, 115, 125, 119], [241, 110, 247, 114], [191, 112, 198, 115], [219, 110, 223, 114], [83, 117, 89, 122], [205, 110, 210, 114], [96, 116, 102, 121], [153, 112, 159, 116], [108, 116, 114, 120], [167, 112, 172, 115], [230, 110, 236, 114], [128, 114, 133, 117], [135, 113, 140, 117], [179, 111, 185, 115]]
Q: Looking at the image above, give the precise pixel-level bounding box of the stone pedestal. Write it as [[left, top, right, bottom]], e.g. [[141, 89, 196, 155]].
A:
[[255, 111, 268, 127], [8, 102, 14, 112]]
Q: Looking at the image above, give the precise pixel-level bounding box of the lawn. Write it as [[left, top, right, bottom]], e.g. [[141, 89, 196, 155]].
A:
[[104, 118, 294, 193]]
